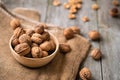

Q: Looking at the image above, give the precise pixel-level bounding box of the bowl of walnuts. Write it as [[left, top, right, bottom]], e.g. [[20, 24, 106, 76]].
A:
[[9, 19, 59, 68]]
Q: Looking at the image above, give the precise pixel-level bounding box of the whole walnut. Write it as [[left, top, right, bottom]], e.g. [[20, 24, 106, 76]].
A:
[[110, 8, 119, 17], [31, 46, 42, 58], [25, 29, 34, 37], [41, 31, 50, 41], [42, 51, 48, 57], [14, 43, 30, 56], [31, 33, 43, 44], [13, 27, 25, 38], [88, 30, 100, 40], [91, 48, 102, 60], [79, 67, 92, 80], [59, 43, 71, 53], [40, 41, 51, 51], [34, 24, 44, 34], [50, 40, 56, 51], [11, 38, 19, 47], [19, 34, 32, 45], [70, 26, 80, 34], [63, 28, 74, 39], [10, 19, 20, 30], [31, 43, 38, 47]]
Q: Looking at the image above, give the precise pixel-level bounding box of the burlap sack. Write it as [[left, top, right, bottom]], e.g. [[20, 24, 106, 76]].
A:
[[0, 5, 90, 80]]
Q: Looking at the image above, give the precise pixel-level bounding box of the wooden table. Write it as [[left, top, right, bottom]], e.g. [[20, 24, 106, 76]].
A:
[[3, 0, 120, 80]]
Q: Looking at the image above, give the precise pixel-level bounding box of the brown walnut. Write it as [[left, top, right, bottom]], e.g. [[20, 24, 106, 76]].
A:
[[40, 41, 51, 51], [10, 18, 20, 30], [13, 27, 25, 38], [63, 28, 74, 39], [91, 48, 102, 60], [31, 33, 43, 44], [88, 30, 100, 40], [31, 46, 42, 58], [59, 43, 71, 53]]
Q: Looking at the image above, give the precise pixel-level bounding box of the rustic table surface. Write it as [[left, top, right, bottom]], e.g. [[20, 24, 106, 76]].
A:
[[3, 0, 120, 80]]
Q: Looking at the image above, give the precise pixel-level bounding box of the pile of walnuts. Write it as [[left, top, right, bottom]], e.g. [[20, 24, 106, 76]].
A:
[[10, 19, 56, 58]]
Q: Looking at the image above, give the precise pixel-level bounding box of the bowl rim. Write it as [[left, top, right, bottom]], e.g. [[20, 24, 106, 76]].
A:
[[9, 32, 59, 60]]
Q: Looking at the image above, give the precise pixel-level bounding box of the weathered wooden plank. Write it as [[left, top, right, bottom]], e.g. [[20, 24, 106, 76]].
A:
[[98, 0, 120, 80], [4, 0, 48, 22], [46, 0, 102, 80]]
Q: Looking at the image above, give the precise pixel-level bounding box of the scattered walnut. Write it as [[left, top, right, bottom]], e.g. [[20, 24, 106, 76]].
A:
[[10, 18, 20, 30], [110, 7, 119, 17], [34, 24, 44, 34], [41, 31, 50, 41], [14, 43, 30, 56], [25, 29, 34, 37], [88, 30, 100, 40], [40, 41, 51, 51], [70, 26, 80, 34], [64, 3, 70, 9], [42, 51, 48, 57], [69, 7, 77, 13], [13, 27, 25, 38], [91, 48, 102, 60], [19, 34, 32, 45], [53, 0, 61, 6], [112, 0, 120, 6], [79, 67, 92, 80], [31, 46, 42, 58], [11, 38, 19, 47], [92, 4, 99, 10], [59, 43, 71, 53], [82, 16, 89, 22], [68, 13, 76, 19], [31, 33, 43, 44], [63, 28, 74, 39], [76, 3, 82, 9]]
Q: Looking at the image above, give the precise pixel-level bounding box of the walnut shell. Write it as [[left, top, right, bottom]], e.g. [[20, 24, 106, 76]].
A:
[[79, 67, 92, 80], [88, 30, 100, 40], [31, 46, 42, 58], [42, 51, 48, 57], [40, 41, 51, 51], [50, 40, 56, 51], [31, 33, 43, 44], [34, 24, 44, 34], [11, 38, 19, 47], [25, 29, 34, 37], [63, 28, 74, 39], [91, 48, 102, 60], [70, 26, 80, 34], [14, 43, 30, 56], [59, 43, 71, 53], [19, 34, 32, 45], [41, 31, 50, 41], [13, 27, 25, 38], [10, 19, 20, 30], [110, 8, 119, 17]]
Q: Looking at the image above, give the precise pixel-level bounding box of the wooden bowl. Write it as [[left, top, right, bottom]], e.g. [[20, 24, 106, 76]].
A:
[[9, 32, 59, 68]]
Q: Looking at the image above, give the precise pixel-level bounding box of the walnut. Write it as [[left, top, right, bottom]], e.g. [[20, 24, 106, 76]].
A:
[[31, 46, 42, 58], [14, 43, 30, 56], [11, 38, 19, 47], [19, 34, 32, 45], [31, 43, 38, 47], [68, 13, 76, 19], [10, 18, 20, 30], [112, 0, 120, 6], [92, 4, 99, 10], [59, 43, 71, 53], [110, 8, 119, 17], [34, 24, 44, 34], [31, 33, 43, 44], [82, 16, 89, 22], [13, 27, 25, 38], [91, 48, 102, 60], [50, 40, 56, 51], [79, 67, 92, 80], [40, 41, 51, 51], [53, 0, 61, 6], [63, 28, 74, 39], [88, 30, 100, 40], [42, 51, 48, 57], [25, 29, 34, 37], [69, 7, 77, 13], [41, 31, 50, 41], [70, 26, 80, 34], [64, 3, 70, 9]]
